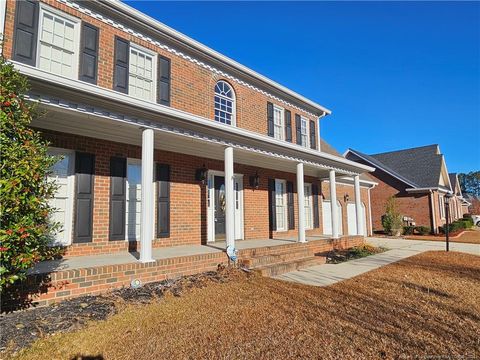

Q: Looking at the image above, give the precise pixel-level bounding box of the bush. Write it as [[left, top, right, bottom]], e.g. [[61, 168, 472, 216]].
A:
[[415, 226, 430, 235], [403, 226, 415, 235], [440, 220, 468, 234], [0, 56, 59, 290], [460, 218, 473, 228], [382, 197, 403, 236]]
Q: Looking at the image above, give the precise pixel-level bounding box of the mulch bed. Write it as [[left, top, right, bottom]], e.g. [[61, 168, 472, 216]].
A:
[[326, 244, 387, 264], [0, 265, 239, 354]]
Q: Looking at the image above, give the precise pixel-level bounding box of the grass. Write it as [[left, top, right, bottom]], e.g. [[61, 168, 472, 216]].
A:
[[8, 251, 480, 360]]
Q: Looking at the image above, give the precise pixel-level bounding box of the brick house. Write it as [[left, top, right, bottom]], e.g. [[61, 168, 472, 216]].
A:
[[345, 145, 466, 234], [1, 0, 376, 305]]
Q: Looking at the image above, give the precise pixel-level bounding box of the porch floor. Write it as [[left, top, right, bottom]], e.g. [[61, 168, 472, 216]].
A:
[[31, 236, 332, 275]]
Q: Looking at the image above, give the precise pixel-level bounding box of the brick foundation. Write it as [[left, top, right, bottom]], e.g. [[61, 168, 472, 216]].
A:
[[3, 236, 364, 310]]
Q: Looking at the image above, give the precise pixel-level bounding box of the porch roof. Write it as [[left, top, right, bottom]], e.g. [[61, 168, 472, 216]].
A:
[[17, 62, 374, 177]]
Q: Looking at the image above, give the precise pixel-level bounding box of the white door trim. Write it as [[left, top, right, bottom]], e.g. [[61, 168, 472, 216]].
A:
[[48, 147, 75, 246], [207, 170, 244, 243]]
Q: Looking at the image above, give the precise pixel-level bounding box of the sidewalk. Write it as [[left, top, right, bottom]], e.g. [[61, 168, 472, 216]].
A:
[[275, 237, 479, 286]]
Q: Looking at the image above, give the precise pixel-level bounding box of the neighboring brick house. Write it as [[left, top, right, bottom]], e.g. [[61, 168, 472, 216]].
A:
[[345, 145, 465, 234], [0, 0, 375, 268]]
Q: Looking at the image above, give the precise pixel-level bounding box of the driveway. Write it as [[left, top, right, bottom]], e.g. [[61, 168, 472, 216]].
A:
[[275, 237, 480, 286]]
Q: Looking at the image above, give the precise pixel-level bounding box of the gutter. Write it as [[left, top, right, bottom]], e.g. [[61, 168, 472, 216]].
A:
[[97, 0, 331, 115], [406, 187, 452, 194], [13, 61, 373, 173]]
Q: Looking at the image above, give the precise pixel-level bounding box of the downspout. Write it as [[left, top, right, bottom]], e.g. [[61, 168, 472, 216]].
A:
[[429, 190, 437, 234], [367, 186, 374, 236]]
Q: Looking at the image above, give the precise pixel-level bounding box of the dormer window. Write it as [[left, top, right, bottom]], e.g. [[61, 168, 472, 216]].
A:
[[214, 80, 235, 125]]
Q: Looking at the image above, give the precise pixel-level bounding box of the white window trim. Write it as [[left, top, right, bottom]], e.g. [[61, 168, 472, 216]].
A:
[[36, 3, 81, 79], [275, 179, 288, 232], [300, 115, 310, 148], [273, 104, 285, 141], [304, 183, 313, 230], [439, 194, 445, 219], [214, 80, 236, 127], [128, 42, 157, 103]]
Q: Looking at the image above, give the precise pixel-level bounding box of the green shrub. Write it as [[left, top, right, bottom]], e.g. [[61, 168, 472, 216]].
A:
[[381, 197, 403, 236], [440, 220, 467, 234], [403, 226, 414, 235], [0, 56, 60, 290], [415, 226, 430, 235], [460, 218, 473, 228]]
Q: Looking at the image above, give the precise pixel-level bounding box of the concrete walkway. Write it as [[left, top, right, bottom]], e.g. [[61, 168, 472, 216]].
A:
[[275, 237, 479, 286]]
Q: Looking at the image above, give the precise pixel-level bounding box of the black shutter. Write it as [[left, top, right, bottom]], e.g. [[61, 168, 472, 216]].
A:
[[157, 56, 171, 106], [287, 181, 295, 230], [12, 0, 39, 66], [285, 110, 292, 142], [79, 22, 99, 84], [113, 37, 129, 93], [74, 152, 95, 243], [310, 120, 317, 149], [295, 114, 302, 145], [268, 179, 276, 232], [109, 157, 126, 241], [267, 102, 274, 137], [312, 184, 320, 228], [156, 164, 170, 238]]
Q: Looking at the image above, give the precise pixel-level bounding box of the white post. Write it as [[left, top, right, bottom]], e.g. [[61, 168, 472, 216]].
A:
[[329, 169, 339, 239], [224, 146, 235, 249], [0, 0, 6, 56], [297, 163, 306, 243], [354, 175, 363, 236], [140, 128, 154, 263]]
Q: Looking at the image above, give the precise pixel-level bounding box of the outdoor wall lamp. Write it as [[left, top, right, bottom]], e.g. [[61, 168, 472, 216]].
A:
[[249, 171, 260, 190], [195, 164, 208, 184], [344, 194, 350, 202]]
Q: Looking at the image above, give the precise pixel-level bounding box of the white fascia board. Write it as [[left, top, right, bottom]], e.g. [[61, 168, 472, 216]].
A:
[[14, 61, 373, 173], [406, 187, 452, 194], [97, 0, 331, 115], [345, 149, 418, 188]]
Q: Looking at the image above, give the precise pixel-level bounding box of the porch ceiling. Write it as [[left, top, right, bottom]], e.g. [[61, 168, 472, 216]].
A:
[[32, 107, 332, 177]]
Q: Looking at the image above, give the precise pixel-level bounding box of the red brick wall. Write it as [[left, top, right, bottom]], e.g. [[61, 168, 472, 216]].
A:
[[362, 169, 433, 231], [2, 0, 320, 143]]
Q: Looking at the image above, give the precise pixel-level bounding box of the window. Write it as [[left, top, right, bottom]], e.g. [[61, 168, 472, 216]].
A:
[[300, 116, 309, 148], [304, 184, 313, 229], [275, 179, 287, 231], [126, 160, 142, 241], [273, 105, 284, 140], [439, 194, 445, 219], [129, 45, 156, 102], [37, 5, 80, 78], [214, 80, 235, 125]]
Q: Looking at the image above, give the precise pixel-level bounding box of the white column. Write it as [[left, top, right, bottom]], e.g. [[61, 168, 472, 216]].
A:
[[354, 175, 363, 236], [224, 146, 235, 249], [297, 163, 306, 243], [140, 128, 154, 262], [329, 169, 339, 239]]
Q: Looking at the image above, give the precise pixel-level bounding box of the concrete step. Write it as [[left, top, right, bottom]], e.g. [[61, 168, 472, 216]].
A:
[[254, 256, 326, 277], [239, 248, 312, 268]]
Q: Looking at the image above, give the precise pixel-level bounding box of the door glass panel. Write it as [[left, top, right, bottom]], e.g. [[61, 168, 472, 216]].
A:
[[126, 162, 142, 241]]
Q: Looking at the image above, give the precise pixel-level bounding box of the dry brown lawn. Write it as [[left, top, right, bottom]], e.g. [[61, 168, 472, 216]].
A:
[[10, 251, 480, 360], [406, 229, 480, 244]]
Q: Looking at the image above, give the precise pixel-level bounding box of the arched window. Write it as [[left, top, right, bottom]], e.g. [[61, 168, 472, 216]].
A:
[[214, 80, 235, 125]]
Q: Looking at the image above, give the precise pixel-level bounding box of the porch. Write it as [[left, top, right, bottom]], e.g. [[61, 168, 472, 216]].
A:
[[9, 235, 364, 309]]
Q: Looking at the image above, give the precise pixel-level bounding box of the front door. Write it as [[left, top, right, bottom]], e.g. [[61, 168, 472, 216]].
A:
[[214, 175, 226, 240]]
